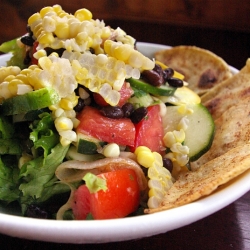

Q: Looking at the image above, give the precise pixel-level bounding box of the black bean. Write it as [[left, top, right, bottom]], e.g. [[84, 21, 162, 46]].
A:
[[26, 204, 49, 219], [20, 35, 35, 46], [141, 69, 164, 86], [122, 103, 134, 117], [167, 77, 184, 88], [130, 107, 148, 124], [100, 106, 124, 119], [74, 98, 85, 112], [163, 68, 174, 80], [163, 158, 173, 172], [153, 64, 164, 75]]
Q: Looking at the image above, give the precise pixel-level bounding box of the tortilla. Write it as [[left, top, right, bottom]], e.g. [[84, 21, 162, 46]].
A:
[[201, 58, 250, 119], [191, 95, 250, 170], [155, 46, 232, 95], [145, 143, 250, 213]]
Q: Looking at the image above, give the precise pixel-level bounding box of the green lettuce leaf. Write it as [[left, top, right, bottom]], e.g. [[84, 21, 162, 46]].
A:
[[0, 155, 20, 203], [0, 38, 26, 69], [29, 112, 60, 158], [19, 143, 70, 213]]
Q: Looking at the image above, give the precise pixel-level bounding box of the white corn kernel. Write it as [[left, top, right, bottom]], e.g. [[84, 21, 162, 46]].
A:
[[102, 143, 120, 158]]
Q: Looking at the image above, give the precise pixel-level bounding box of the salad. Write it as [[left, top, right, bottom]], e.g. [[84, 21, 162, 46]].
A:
[[0, 5, 214, 220]]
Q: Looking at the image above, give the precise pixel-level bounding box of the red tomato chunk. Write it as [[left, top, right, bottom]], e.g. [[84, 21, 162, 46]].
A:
[[76, 106, 136, 146], [132, 105, 164, 153], [72, 169, 140, 220]]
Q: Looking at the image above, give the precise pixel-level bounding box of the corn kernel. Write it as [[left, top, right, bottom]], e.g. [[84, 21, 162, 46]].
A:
[[102, 143, 120, 158], [136, 150, 155, 168], [38, 31, 55, 44], [114, 44, 132, 61], [42, 16, 56, 32], [163, 131, 176, 148], [74, 8, 92, 21], [28, 13, 41, 26], [59, 98, 74, 110], [40, 6, 54, 18], [55, 22, 70, 39], [38, 56, 52, 70], [128, 50, 143, 68], [55, 117, 73, 131], [59, 130, 77, 142]]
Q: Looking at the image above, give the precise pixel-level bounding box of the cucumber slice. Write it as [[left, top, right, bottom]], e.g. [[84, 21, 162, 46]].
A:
[[129, 87, 154, 108], [127, 78, 176, 96], [0, 87, 60, 116], [77, 133, 105, 155], [162, 103, 215, 162], [66, 145, 104, 161]]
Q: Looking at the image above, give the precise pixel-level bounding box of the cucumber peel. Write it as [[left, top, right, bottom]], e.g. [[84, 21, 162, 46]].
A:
[[0, 87, 60, 116], [127, 78, 176, 96]]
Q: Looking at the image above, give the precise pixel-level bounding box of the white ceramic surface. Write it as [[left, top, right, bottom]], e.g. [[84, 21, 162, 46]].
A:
[[0, 42, 248, 244]]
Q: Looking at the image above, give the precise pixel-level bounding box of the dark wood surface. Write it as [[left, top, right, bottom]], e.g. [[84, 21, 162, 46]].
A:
[[0, 191, 249, 249]]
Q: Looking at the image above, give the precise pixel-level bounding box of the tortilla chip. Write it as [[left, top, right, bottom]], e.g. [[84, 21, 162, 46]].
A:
[[191, 95, 250, 170], [201, 59, 250, 120], [145, 144, 250, 213], [155, 46, 232, 95]]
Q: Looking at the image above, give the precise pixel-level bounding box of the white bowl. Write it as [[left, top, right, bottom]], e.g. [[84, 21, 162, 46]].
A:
[[0, 42, 248, 244]]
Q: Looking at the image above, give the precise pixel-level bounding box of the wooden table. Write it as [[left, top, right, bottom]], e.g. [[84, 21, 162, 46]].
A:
[[0, 191, 249, 249]]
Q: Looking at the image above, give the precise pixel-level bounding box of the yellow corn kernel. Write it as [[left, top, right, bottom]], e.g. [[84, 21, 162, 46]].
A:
[[33, 49, 47, 60], [114, 44, 132, 61], [59, 130, 77, 142], [128, 50, 143, 68], [16, 74, 29, 85], [28, 65, 39, 70], [75, 8, 92, 21], [55, 117, 73, 131], [0, 66, 21, 82], [42, 16, 56, 32], [33, 23, 43, 37], [20, 68, 32, 76], [28, 13, 41, 26], [4, 75, 16, 82], [104, 40, 112, 55], [163, 131, 176, 148], [148, 186, 164, 200], [136, 150, 155, 169], [40, 6, 54, 17], [170, 142, 189, 155], [147, 196, 160, 209], [0, 82, 12, 99], [173, 129, 185, 143], [38, 56, 52, 70], [38, 31, 55, 44], [59, 98, 74, 110], [60, 137, 71, 147], [134, 146, 151, 156], [55, 22, 70, 39], [102, 143, 120, 158], [53, 4, 62, 13], [101, 27, 111, 39], [8, 79, 23, 95]]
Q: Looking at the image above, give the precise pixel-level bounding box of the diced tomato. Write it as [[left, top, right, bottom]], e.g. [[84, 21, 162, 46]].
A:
[[72, 168, 140, 220], [31, 41, 39, 65], [132, 105, 164, 153], [76, 106, 135, 146], [93, 81, 134, 107]]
